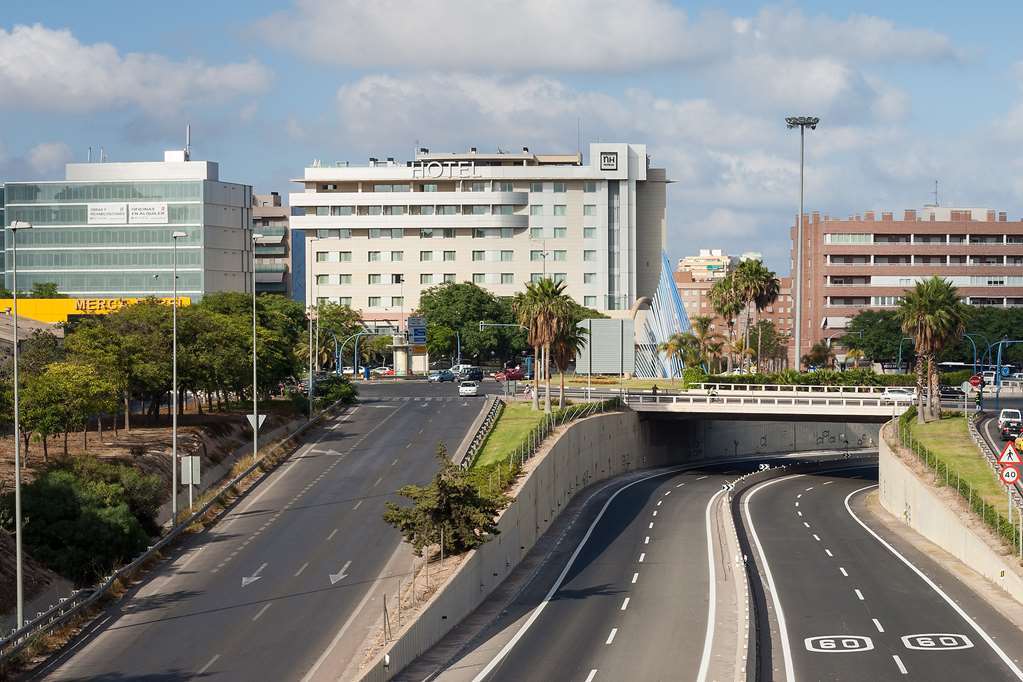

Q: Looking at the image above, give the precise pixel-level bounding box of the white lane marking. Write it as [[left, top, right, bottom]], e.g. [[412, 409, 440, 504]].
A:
[[676, 483, 684, 488], [470, 466, 696, 682], [621, 597, 630, 611], [584, 670, 598, 682], [638, 553, 646, 563], [198, 654, 220, 674], [241, 562, 268, 587], [697, 488, 728, 682], [873, 618, 885, 633], [353, 500, 363, 510], [744, 475, 799, 682], [329, 560, 352, 585], [652, 511, 658, 517], [648, 522, 654, 529], [657, 500, 663, 506], [805, 486, 814, 491], [892, 654, 908, 675], [644, 536, 650, 544], [825, 549, 833, 557], [795, 502, 799, 507], [803, 522, 810, 528], [696, 476, 708, 481], [373, 476, 383, 487], [327, 528, 339, 541], [294, 562, 309, 577], [175, 544, 207, 572], [797, 494, 802, 499], [797, 511, 802, 517], [665, 490, 672, 496], [812, 534, 821, 542], [252, 603, 272, 621], [855, 589, 864, 601], [392, 458, 399, 466], [406, 443, 412, 449], [840, 567, 848, 577], [605, 628, 617, 645], [632, 572, 639, 584], [845, 485, 1023, 680], [823, 481, 833, 486]]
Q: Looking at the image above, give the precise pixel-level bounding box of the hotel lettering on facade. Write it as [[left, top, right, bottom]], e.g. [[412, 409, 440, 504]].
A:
[[290, 144, 668, 327]]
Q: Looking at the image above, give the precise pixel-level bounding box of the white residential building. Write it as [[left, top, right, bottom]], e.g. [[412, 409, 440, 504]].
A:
[[290, 143, 667, 326]]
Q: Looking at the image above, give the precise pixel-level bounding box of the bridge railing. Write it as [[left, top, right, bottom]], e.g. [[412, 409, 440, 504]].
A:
[[624, 393, 907, 412], [696, 382, 889, 395]]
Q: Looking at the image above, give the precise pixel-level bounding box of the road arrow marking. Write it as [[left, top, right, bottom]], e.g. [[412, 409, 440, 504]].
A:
[[329, 560, 352, 585], [242, 562, 268, 587]]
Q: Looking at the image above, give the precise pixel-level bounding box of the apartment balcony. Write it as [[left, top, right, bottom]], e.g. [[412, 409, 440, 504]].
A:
[[290, 214, 529, 230], [289, 191, 529, 207]]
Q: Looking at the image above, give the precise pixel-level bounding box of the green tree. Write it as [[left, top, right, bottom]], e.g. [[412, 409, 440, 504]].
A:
[[383, 444, 504, 557], [709, 275, 743, 372], [27, 282, 66, 298], [513, 278, 573, 413], [689, 315, 724, 371], [733, 259, 780, 369], [896, 277, 969, 422], [750, 320, 787, 372], [842, 310, 903, 364], [551, 322, 589, 407], [23, 362, 118, 456], [16, 330, 65, 377], [419, 282, 526, 364], [802, 341, 834, 369]]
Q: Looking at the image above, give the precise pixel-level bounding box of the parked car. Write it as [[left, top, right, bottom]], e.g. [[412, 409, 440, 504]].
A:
[[458, 380, 481, 397], [495, 367, 526, 381], [999, 408, 1022, 429], [371, 366, 394, 376], [938, 384, 964, 400], [428, 369, 456, 383], [881, 387, 917, 405], [450, 363, 474, 375]]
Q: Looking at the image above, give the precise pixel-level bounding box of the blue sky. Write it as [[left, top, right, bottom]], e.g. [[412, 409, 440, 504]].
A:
[[2, 1, 1022, 273]]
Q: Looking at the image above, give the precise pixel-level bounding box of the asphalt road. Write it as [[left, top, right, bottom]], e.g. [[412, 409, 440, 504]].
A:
[[741, 465, 1023, 682], [34, 380, 489, 681]]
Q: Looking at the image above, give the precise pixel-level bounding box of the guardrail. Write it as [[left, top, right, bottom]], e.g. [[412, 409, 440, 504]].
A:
[[0, 398, 352, 665], [697, 382, 889, 395], [623, 393, 909, 413], [459, 397, 505, 469]]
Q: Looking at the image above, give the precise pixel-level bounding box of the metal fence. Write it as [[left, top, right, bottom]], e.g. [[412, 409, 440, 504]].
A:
[[0, 398, 351, 665], [459, 397, 505, 469], [504, 398, 622, 472], [697, 382, 889, 395]]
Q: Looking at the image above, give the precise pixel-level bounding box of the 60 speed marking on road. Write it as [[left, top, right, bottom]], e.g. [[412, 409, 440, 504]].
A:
[[804, 635, 874, 653], [902, 633, 974, 650]]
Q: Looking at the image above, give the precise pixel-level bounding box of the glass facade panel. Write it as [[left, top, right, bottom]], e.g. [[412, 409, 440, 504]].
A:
[[7, 203, 201, 226], [5, 226, 202, 247], [12, 249, 202, 269], [5, 181, 202, 203]]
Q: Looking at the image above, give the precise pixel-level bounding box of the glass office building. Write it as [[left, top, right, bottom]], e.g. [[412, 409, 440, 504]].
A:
[[3, 150, 253, 298]]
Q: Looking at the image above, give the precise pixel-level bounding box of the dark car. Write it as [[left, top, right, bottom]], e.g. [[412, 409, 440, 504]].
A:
[[428, 369, 456, 383], [459, 367, 484, 382], [1001, 420, 1023, 441], [939, 384, 964, 399], [496, 367, 525, 381]]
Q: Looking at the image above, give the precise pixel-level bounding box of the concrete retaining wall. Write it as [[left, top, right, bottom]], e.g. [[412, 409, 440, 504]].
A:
[[878, 424, 1023, 603], [359, 413, 879, 681]]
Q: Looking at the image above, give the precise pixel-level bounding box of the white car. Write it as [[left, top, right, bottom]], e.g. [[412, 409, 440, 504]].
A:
[[881, 387, 917, 405], [458, 380, 481, 397], [999, 409, 1022, 428]]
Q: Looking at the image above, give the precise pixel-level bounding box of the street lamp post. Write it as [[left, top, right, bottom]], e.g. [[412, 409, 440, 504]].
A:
[[530, 238, 549, 276], [308, 307, 315, 420], [170, 230, 187, 518], [897, 337, 914, 374], [252, 234, 263, 461], [9, 219, 31, 629], [786, 115, 820, 371]]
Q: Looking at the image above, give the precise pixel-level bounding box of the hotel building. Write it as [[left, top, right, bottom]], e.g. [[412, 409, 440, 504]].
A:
[[290, 144, 667, 326], [3, 150, 253, 299], [792, 206, 1023, 362]]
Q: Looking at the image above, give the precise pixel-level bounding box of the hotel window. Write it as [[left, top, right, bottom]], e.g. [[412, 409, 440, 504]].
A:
[[382, 205, 406, 215], [584, 182, 597, 193], [422, 183, 438, 192], [442, 228, 455, 238], [437, 205, 458, 215], [553, 182, 566, 193], [530, 273, 543, 283], [584, 227, 596, 239], [391, 296, 404, 307], [468, 181, 487, 192], [337, 228, 352, 238], [530, 227, 543, 239], [493, 205, 515, 215], [552, 250, 567, 261], [315, 251, 329, 262], [420, 228, 435, 239], [584, 272, 597, 284], [420, 250, 433, 261], [339, 274, 352, 285], [553, 205, 566, 216], [472, 250, 485, 261], [472, 273, 485, 284], [330, 206, 354, 216], [443, 273, 456, 283], [391, 275, 404, 284], [584, 296, 597, 307], [321, 184, 337, 191], [339, 297, 352, 306], [583, 250, 596, 262], [411, 205, 436, 215], [373, 184, 409, 192], [493, 181, 514, 192], [530, 250, 545, 261], [390, 251, 403, 262], [583, 204, 597, 216], [420, 273, 433, 284], [467, 205, 490, 215], [530, 182, 544, 193], [315, 274, 330, 285], [369, 228, 387, 239], [368, 296, 381, 307], [315, 206, 329, 216], [500, 250, 513, 262], [358, 206, 383, 216], [339, 251, 352, 262], [530, 205, 543, 216], [501, 273, 514, 284], [316, 230, 338, 239], [443, 250, 456, 261], [825, 233, 872, 244], [368, 251, 381, 262], [553, 273, 567, 283], [552, 227, 567, 239], [368, 274, 382, 284]]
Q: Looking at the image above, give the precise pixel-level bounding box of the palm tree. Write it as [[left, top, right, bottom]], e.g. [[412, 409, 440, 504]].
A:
[[896, 277, 969, 422], [709, 275, 742, 372], [688, 315, 723, 371], [658, 332, 701, 381], [513, 278, 572, 413], [845, 348, 865, 370], [733, 259, 780, 370], [802, 341, 834, 369], [551, 322, 589, 408]]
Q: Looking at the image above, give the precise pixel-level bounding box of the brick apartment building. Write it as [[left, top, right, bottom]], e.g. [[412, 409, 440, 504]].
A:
[[791, 206, 1023, 364]]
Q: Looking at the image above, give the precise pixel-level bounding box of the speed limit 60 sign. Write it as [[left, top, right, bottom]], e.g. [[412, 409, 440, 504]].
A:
[[1001, 466, 1019, 486]]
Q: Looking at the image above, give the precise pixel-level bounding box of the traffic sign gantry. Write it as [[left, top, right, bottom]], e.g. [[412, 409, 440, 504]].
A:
[[999, 441, 1021, 466], [1001, 466, 1019, 486]]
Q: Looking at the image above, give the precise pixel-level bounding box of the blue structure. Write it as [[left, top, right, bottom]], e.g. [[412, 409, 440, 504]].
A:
[[635, 252, 692, 378]]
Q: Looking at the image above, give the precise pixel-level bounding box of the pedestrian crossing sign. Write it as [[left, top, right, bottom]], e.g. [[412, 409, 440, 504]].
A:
[[999, 441, 1021, 466]]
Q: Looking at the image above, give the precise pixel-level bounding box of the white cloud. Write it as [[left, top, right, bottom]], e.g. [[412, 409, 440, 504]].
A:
[[26, 142, 72, 174], [0, 24, 272, 115], [256, 1, 956, 72]]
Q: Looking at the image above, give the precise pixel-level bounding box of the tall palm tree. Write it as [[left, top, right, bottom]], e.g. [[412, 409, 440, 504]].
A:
[[709, 275, 742, 372], [689, 315, 724, 372], [733, 259, 780, 370], [552, 322, 589, 408], [513, 278, 572, 413], [658, 332, 701, 381], [896, 277, 969, 422]]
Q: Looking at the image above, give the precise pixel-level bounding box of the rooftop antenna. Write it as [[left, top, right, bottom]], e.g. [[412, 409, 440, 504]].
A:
[[100, 146, 105, 162], [576, 116, 581, 157], [933, 179, 939, 207], [185, 124, 191, 161], [88, 146, 92, 163]]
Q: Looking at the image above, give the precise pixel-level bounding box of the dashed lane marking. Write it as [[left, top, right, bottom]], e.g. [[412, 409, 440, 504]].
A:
[[648, 522, 654, 529], [825, 549, 833, 557], [198, 654, 220, 675], [252, 603, 272, 621], [585, 671, 598, 682], [855, 589, 864, 601], [621, 597, 630, 611], [823, 481, 833, 486], [327, 528, 338, 541], [840, 567, 848, 577], [657, 500, 663, 506], [638, 553, 645, 563], [644, 536, 650, 544], [652, 511, 658, 517], [873, 619, 884, 633], [294, 562, 309, 577], [803, 522, 810, 528], [632, 572, 639, 584], [605, 628, 618, 645], [812, 534, 821, 542], [696, 476, 708, 480], [353, 500, 363, 510], [892, 655, 908, 675]]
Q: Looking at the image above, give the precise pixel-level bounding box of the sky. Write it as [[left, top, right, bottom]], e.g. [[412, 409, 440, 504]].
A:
[[2, 0, 1021, 274]]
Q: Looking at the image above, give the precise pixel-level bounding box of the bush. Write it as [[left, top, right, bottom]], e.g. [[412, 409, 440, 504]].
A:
[[1, 458, 160, 584], [681, 367, 708, 388], [288, 376, 358, 413], [706, 369, 917, 387]]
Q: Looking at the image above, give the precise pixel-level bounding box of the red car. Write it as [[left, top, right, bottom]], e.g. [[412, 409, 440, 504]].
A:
[[496, 367, 525, 381]]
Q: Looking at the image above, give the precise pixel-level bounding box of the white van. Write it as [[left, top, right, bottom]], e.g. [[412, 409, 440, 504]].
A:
[[999, 409, 1022, 428]]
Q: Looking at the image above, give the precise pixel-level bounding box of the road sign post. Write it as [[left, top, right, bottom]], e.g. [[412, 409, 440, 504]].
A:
[[181, 456, 201, 509], [999, 442, 1021, 467], [1000, 465, 1019, 486], [247, 414, 267, 434]]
